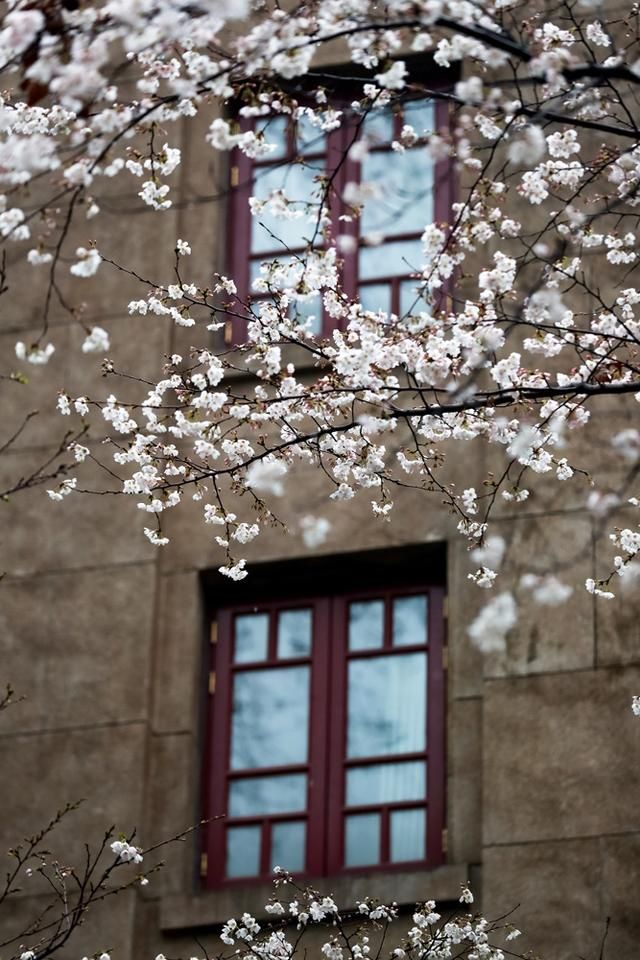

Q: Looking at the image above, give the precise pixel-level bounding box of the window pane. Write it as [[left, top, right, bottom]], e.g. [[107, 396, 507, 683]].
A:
[[231, 666, 310, 769], [255, 116, 289, 160], [359, 239, 423, 281], [362, 109, 394, 145], [229, 773, 307, 816], [392, 595, 428, 647], [361, 150, 433, 236], [234, 613, 269, 663], [347, 652, 427, 758], [400, 279, 429, 317], [292, 295, 323, 333], [226, 825, 261, 878], [346, 761, 426, 806], [359, 284, 391, 314], [251, 162, 323, 254], [390, 808, 426, 863], [296, 114, 327, 155], [271, 821, 306, 872], [278, 609, 312, 658], [345, 813, 380, 867], [348, 600, 384, 651], [402, 100, 435, 135]]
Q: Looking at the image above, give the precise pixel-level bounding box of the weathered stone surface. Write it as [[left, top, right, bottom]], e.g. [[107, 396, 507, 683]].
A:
[[483, 839, 603, 960], [0, 563, 155, 733], [484, 513, 595, 679], [0, 723, 146, 890], [0, 448, 155, 575], [1, 889, 137, 960], [447, 697, 482, 864], [151, 571, 204, 734], [483, 666, 640, 846], [144, 732, 197, 898]]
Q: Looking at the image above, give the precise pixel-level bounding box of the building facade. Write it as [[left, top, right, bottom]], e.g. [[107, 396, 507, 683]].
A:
[[2, 57, 640, 960]]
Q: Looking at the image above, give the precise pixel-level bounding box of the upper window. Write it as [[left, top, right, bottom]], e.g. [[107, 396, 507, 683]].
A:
[[202, 585, 445, 886], [226, 97, 451, 343]]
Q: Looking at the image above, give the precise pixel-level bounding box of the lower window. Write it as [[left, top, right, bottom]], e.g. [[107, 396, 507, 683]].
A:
[[202, 585, 445, 885]]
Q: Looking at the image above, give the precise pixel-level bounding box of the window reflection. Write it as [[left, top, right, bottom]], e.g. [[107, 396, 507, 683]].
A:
[[271, 821, 306, 872], [392, 595, 428, 647], [347, 652, 427, 757], [348, 600, 384, 650], [346, 760, 426, 806], [359, 239, 423, 281], [278, 609, 312, 658], [226, 825, 261, 878], [345, 812, 380, 866], [234, 613, 269, 663], [361, 150, 433, 236], [229, 773, 307, 816], [390, 808, 425, 862], [231, 665, 310, 769]]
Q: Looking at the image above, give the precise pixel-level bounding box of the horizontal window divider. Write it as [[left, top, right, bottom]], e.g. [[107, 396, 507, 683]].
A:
[[226, 813, 307, 825], [343, 800, 428, 814], [228, 763, 309, 777], [346, 644, 428, 659], [230, 656, 313, 671], [344, 750, 428, 767]]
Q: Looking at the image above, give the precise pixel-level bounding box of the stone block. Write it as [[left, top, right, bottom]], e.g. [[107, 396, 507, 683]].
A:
[[151, 571, 204, 734], [0, 723, 147, 887], [447, 697, 482, 864], [144, 732, 198, 898], [0, 889, 137, 960], [0, 563, 155, 733], [483, 666, 640, 846], [482, 839, 603, 960], [0, 447, 155, 575]]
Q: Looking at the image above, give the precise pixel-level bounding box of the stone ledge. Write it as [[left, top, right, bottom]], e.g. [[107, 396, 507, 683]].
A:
[[159, 864, 470, 931]]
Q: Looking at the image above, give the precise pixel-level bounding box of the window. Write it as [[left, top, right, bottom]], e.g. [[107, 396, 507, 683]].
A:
[[226, 95, 452, 343], [202, 585, 445, 886]]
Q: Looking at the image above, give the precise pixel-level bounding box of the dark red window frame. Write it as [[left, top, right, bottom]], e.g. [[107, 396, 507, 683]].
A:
[[226, 96, 453, 344], [202, 585, 445, 888]]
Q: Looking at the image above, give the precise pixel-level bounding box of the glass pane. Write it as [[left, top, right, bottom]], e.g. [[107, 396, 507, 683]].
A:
[[255, 116, 289, 160], [345, 813, 380, 867], [346, 761, 426, 806], [234, 613, 269, 663], [229, 773, 307, 816], [390, 808, 426, 863], [293, 295, 323, 334], [271, 820, 306, 872], [296, 114, 327, 155], [392, 595, 428, 647], [400, 279, 429, 317], [231, 665, 310, 769], [226, 824, 261, 878], [362, 109, 394, 145], [347, 652, 427, 758], [348, 600, 384, 651], [278, 609, 312, 658], [402, 100, 435, 135], [361, 150, 433, 236], [359, 284, 391, 314], [251, 162, 324, 254], [359, 239, 423, 281]]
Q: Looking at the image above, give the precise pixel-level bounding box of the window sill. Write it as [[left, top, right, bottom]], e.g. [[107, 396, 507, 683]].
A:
[[159, 864, 470, 931]]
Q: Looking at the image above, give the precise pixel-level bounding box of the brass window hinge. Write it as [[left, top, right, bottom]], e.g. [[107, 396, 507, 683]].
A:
[[224, 318, 233, 345], [210, 621, 218, 645], [230, 165, 239, 188], [208, 671, 216, 695], [200, 852, 208, 877]]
